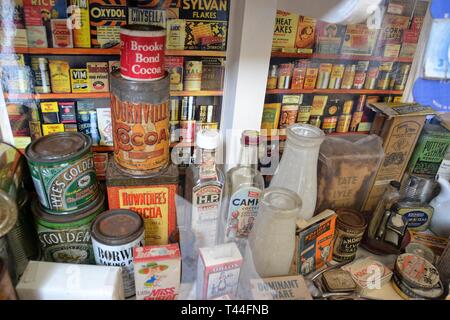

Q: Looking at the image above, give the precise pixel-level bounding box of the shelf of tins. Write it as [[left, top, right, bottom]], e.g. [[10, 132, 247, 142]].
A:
[[92, 142, 195, 153], [271, 51, 414, 63], [263, 131, 369, 142], [266, 89, 404, 95]]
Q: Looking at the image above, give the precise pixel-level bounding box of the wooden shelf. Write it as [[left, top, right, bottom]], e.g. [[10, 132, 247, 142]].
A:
[[170, 91, 223, 97], [264, 131, 368, 142], [266, 89, 404, 95], [4, 92, 111, 100], [271, 51, 414, 63], [3, 47, 226, 57]]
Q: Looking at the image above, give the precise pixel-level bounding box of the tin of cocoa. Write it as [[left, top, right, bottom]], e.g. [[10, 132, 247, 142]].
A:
[[333, 209, 367, 262]]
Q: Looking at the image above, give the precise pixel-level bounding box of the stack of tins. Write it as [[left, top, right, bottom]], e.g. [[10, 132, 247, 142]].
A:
[[25, 132, 105, 265], [108, 25, 179, 248]]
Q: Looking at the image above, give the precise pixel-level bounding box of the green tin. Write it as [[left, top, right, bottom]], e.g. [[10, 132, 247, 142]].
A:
[[25, 132, 99, 213], [32, 193, 105, 264]]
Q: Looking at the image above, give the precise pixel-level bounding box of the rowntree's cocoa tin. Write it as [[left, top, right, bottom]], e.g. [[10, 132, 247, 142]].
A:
[[91, 209, 145, 298], [110, 70, 170, 176], [32, 193, 105, 265], [120, 25, 166, 81], [25, 132, 99, 213]]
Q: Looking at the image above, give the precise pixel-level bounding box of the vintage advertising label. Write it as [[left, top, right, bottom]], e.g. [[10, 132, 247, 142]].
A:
[[87, 62, 109, 92], [69, 0, 91, 48], [111, 95, 170, 172], [192, 183, 222, 248], [107, 185, 177, 246], [51, 19, 73, 48], [272, 10, 299, 49], [225, 187, 261, 241], [70, 68, 89, 93], [89, 0, 127, 48], [250, 275, 312, 300], [128, 7, 166, 28]]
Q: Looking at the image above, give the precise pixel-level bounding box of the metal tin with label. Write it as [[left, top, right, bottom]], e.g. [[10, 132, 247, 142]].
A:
[[31, 57, 51, 94], [392, 201, 433, 232], [395, 253, 440, 290], [333, 209, 367, 262], [181, 96, 196, 121], [322, 269, 357, 293]]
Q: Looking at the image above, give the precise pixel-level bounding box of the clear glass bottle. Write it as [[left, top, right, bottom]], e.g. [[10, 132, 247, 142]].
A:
[[270, 124, 325, 220], [217, 131, 265, 250], [245, 187, 301, 278], [367, 180, 402, 240]]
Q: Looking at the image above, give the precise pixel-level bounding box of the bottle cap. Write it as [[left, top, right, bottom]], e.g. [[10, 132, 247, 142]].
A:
[[241, 130, 261, 146], [196, 129, 219, 150]]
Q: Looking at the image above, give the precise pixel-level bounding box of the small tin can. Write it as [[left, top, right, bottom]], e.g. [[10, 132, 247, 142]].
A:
[[309, 116, 321, 128], [0, 258, 17, 300], [184, 61, 203, 91], [395, 253, 440, 290], [317, 63, 333, 89], [181, 96, 196, 121], [180, 120, 196, 143], [322, 116, 337, 134], [169, 121, 180, 143], [329, 64, 345, 89], [91, 209, 145, 298], [278, 63, 293, 89], [353, 61, 369, 89], [198, 105, 208, 123], [336, 114, 352, 133], [333, 209, 367, 262], [32, 193, 105, 264], [342, 100, 354, 115], [120, 25, 166, 81], [394, 64, 411, 91], [279, 105, 299, 130], [169, 98, 179, 121], [296, 106, 311, 123], [25, 132, 99, 213], [267, 65, 278, 90], [31, 57, 51, 94], [341, 65, 356, 90], [364, 65, 379, 90]]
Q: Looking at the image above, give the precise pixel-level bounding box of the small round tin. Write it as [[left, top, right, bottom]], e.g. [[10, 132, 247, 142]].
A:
[[333, 209, 367, 262], [395, 253, 440, 290], [405, 242, 435, 264], [91, 209, 145, 298], [25, 132, 99, 213]]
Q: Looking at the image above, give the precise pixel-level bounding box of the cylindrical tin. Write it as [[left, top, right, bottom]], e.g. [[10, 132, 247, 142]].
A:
[[377, 71, 392, 90], [110, 70, 170, 176], [329, 64, 345, 89], [31, 57, 51, 94], [394, 64, 411, 91], [197, 122, 219, 131], [267, 65, 278, 90], [333, 209, 367, 262], [89, 110, 100, 146], [317, 63, 332, 89], [342, 100, 354, 115], [395, 253, 440, 290], [120, 25, 166, 81], [181, 96, 196, 121], [0, 258, 17, 300], [180, 120, 196, 143], [296, 106, 311, 123], [91, 209, 145, 298], [25, 132, 99, 213], [184, 61, 203, 91], [321, 116, 337, 134], [277, 63, 293, 89], [169, 121, 180, 143], [279, 105, 299, 129], [353, 61, 369, 89], [309, 116, 321, 128], [341, 64, 356, 90], [198, 105, 208, 123], [169, 98, 179, 121], [336, 114, 352, 133], [364, 66, 379, 90], [206, 105, 215, 123], [32, 193, 105, 264]]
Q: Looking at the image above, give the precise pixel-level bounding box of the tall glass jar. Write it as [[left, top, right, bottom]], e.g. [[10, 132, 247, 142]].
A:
[[270, 124, 325, 220], [247, 187, 301, 278]]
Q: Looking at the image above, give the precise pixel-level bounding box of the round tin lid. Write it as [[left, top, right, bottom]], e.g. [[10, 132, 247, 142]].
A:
[[395, 253, 440, 290], [0, 191, 18, 238], [31, 193, 104, 223], [405, 242, 435, 264], [336, 209, 367, 230], [25, 132, 92, 163], [120, 24, 165, 35], [392, 273, 445, 300], [91, 209, 144, 246]]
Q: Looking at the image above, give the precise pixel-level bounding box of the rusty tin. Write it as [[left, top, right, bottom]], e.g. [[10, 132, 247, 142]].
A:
[[332, 209, 367, 262]]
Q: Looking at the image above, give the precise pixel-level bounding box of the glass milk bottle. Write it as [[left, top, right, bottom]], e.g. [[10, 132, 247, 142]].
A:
[[270, 124, 325, 220], [217, 131, 265, 250], [246, 187, 301, 277]]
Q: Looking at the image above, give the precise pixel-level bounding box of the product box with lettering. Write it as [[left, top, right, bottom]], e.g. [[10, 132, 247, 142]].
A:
[[315, 22, 347, 54], [89, 0, 127, 48], [272, 10, 299, 50], [58, 101, 77, 123], [70, 68, 89, 93], [0, 28, 28, 47], [197, 242, 243, 300], [165, 56, 184, 91], [69, 0, 91, 48], [133, 244, 181, 300], [201, 58, 225, 90], [87, 62, 109, 92], [375, 14, 410, 58], [42, 123, 65, 136], [128, 6, 166, 28], [40, 101, 60, 124], [106, 159, 179, 246], [340, 23, 379, 56], [295, 16, 316, 52], [51, 19, 73, 48], [362, 103, 435, 212], [250, 275, 312, 300]]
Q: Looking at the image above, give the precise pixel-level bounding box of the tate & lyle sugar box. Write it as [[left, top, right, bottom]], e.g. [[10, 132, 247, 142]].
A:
[[197, 243, 243, 300], [133, 244, 181, 300]]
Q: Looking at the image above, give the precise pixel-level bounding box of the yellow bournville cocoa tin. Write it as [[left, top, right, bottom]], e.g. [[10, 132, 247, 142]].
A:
[[49, 60, 71, 93]]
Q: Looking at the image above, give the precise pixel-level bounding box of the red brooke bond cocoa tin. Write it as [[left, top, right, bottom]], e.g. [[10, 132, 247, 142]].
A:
[[120, 25, 166, 81], [110, 70, 170, 176]]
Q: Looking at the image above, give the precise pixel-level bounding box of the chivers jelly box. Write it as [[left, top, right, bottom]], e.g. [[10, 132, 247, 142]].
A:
[[106, 158, 179, 246], [407, 123, 450, 177]]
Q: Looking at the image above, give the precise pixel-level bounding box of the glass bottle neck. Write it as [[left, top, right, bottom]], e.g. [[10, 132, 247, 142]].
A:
[[197, 147, 218, 180], [238, 144, 259, 169]]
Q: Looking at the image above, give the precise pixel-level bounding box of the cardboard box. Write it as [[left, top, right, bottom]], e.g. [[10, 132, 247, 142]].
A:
[[272, 10, 299, 50], [59, 101, 77, 124], [197, 243, 243, 300], [87, 62, 109, 92], [362, 103, 435, 212], [250, 275, 312, 300], [165, 56, 184, 91], [70, 68, 89, 93], [51, 19, 74, 48], [26, 26, 48, 48], [133, 244, 181, 300], [201, 58, 224, 90], [42, 123, 65, 136], [40, 101, 60, 124]]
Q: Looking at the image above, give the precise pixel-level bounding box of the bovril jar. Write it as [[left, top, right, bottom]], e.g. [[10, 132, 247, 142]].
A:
[[25, 132, 99, 213], [110, 70, 170, 176], [32, 193, 105, 264], [91, 209, 145, 298]]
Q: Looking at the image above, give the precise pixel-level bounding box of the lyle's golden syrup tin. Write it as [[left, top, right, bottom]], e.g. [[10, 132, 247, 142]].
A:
[[110, 70, 170, 176], [25, 132, 99, 214]]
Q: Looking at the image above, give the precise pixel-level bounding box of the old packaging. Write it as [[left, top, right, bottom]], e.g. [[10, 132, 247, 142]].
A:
[[392, 201, 434, 232], [291, 60, 308, 90], [364, 65, 380, 90], [49, 60, 71, 93], [267, 65, 278, 90], [332, 209, 367, 262], [108, 60, 120, 74], [317, 63, 333, 89], [64, 124, 78, 132], [341, 23, 379, 55], [26, 26, 48, 48], [181, 96, 196, 121], [93, 152, 108, 180], [127, 6, 166, 28], [295, 16, 316, 50], [353, 61, 370, 89], [133, 244, 180, 300], [165, 56, 184, 91], [303, 63, 319, 90], [70, 68, 89, 93], [261, 103, 281, 132], [272, 10, 299, 50], [31, 57, 51, 94], [96, 108, 113, 146], [42, 124, 64, 136], [89, 0, 127, 48], [315, 22, 347, 54], [329, 64, 345, 89], [77, 109, 100, 146], [321, 116, 337, 134], [277, 63, 293, 89], [69, 0, 91, 48], [51, 19, 73, 48], [166, 19, 186, 50], [279, 105, 299, 134], [58, 101, 77, 124], [341, 64, 356, 90], [201, 58, 225, 90], [87, 62, 109, 92], [184, 61, 203, 91], [363, 103, 435, 212], [310, 95, 328, 116], [197, 243, 243, 300], [180, 120, 196, 143], [250, 275, 312, 300], [40, 101, 60, 124], [376, 14, 410, 58]]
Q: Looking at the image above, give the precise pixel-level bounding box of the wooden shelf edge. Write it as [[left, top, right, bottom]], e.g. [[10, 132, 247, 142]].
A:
[[271, 51, 414, 63], [4, 92, 111, 100], [92, 144, 194, 151], [170, 91, 223, 97], [266, 89, 404, 95], [263, 131, 369, 141]]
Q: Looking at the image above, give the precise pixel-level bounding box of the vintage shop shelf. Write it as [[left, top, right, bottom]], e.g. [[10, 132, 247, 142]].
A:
[[4, 92, 111, 100], [266, 89, 404, 95], [271, 51, 414, 63], [170, 91, 223, 97], [3, 47, 226, 57], [264, 131, 368, 141], [91, 142, 195, 153]]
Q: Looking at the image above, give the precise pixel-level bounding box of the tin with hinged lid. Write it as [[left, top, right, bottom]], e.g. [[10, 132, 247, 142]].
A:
[[395, 253, 440, 290]]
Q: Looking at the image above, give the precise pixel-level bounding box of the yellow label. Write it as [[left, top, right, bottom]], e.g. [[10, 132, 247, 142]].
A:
[[13, 136, 31, 149], [40, 102, 59, 113], [311, 96, 328, 116], [49, 60, 71, 93], [393, 96, 403, 103], [70, 0, 91, 48], [261, 103, 281, 130], [273, 10, 299, 49], [70, 68, 89, 93], [42, 124, 65, 136], [118, 187, 170, 245]]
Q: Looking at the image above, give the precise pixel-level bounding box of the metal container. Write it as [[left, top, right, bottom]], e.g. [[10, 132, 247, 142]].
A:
[[31, 57, 51, 94], [0, 258, 17, 300], [184, 61, 203, 91], [394, 64, 411, 91], [110, 70, 170, 176], [341, 65, 356, 90], [32, 193, 105, 264], [180, 120, 196, 143], [25, 132, 99, 213], [401, 173, 438, 203], [336, 114, 352, 133], [322, 116, 337, 134], [91, 209, 145, 298], [332, 209, 367, 262], [181, 96, 196, 121]]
